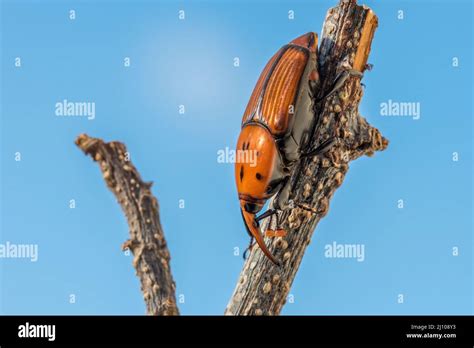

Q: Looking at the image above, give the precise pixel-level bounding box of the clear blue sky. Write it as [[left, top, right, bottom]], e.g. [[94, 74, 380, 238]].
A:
[[1, 0, 472, 315]]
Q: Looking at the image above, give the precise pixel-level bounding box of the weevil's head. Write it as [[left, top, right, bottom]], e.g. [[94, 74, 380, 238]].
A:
[[235, 124, 278, 215], [291, 32, 318, 53]]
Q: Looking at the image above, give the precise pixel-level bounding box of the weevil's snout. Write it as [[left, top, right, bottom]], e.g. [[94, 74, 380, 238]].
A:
[[239, 204, 280, 266]]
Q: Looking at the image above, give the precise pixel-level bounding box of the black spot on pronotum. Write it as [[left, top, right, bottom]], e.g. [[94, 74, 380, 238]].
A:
[[256, 173, 262, 180], [240, 166, 244, 182]]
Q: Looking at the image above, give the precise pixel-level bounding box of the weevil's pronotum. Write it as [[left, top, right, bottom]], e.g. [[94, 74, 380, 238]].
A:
[[235, 32, 363, 265]]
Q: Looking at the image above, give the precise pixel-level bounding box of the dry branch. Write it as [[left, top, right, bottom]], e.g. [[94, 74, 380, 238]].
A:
[[225, 0, 387, 316], [75, 134, 179, 315]]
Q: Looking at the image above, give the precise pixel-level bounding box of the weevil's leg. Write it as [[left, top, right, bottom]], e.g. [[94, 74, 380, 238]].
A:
[[316, 68, 363, 103], [301, 137, 336, 158], [256, 208, 280, 237], [265, 211, 286, 237], [261, 211, 277, 237], [243, 237, 255, 260], [255, 208, 278, 223], [274, 177, 292, 211], [258, 177, 291, 238], [274, 211, 287, 238], [292, 201, 319, 214], [265, 229, 276, 237], [274, 229, 287, 237]]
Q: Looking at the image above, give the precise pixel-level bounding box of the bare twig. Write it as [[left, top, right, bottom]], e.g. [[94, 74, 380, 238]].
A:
[[75, 134, 179, 315], [225, 0, 387, 315]]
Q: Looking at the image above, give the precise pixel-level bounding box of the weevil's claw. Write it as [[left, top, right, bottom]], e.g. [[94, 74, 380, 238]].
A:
[[265, 229, 275, 237], [243, 237, 255, 260], [243, 245, 253, 260], [274, 229, 287, 237], [243, 247, 250, 260]]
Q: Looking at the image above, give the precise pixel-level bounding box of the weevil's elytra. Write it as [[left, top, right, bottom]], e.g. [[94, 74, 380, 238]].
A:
[[242, 46, 311, 137]]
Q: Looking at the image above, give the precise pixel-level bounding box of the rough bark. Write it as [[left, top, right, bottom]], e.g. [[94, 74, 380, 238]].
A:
[[75, 134, 179, 315], [225, 0, 387, 316]]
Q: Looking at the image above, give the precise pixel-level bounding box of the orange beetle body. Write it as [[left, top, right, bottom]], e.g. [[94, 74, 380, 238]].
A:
[[235, 33, 321, 265]]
